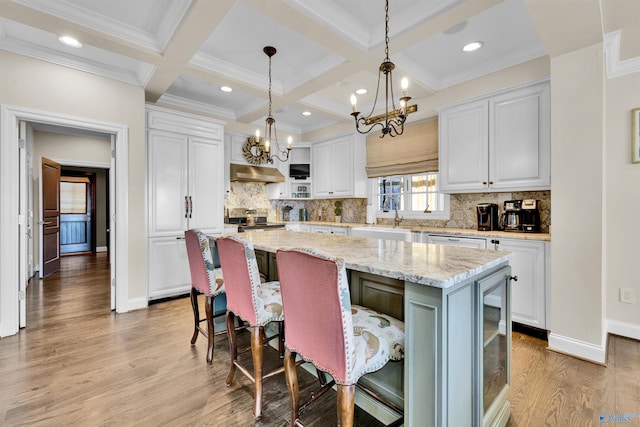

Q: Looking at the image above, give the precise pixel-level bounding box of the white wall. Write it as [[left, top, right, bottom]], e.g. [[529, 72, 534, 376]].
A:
[[0, 50, 146, 304], [605, 71, 640, 336]]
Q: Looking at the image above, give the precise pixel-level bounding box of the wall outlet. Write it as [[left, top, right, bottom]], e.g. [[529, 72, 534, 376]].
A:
[[620, 288, 636, 304]]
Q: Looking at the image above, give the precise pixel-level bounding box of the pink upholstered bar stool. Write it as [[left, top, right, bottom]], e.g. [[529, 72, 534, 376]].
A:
[[184, 229, 226, 364], [215, 235, 285, 420], [276, 248, 405, 427]]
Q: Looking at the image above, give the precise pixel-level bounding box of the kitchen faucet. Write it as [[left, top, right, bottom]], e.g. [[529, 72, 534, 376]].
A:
[[394, 207, 403, 226], [382, 195, 403, 226]]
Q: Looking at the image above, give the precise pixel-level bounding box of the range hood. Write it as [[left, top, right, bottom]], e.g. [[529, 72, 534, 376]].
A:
[[229, 163, 285, 183]]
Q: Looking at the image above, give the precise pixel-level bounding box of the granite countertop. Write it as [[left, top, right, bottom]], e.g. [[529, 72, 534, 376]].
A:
[[226, 230, 512, 289], [284, 220, 551, 242]]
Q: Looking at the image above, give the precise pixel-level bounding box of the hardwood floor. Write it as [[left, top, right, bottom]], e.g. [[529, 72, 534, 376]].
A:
[[0, 254, 381, 426], [1, 254, 638, 426]]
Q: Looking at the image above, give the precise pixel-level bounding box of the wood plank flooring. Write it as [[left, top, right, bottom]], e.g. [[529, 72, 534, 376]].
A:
[[1, 254, 639, 426]]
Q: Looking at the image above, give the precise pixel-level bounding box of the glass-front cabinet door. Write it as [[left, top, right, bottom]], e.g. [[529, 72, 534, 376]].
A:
[[477, 267, 513, 427]]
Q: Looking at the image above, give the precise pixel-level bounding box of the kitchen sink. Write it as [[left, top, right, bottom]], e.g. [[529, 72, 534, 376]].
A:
[[350, 226, 412, 242]]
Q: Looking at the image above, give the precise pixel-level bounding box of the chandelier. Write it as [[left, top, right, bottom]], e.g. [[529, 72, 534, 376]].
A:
[[349, 0, 417, 138], [257, 46, 291, 164]]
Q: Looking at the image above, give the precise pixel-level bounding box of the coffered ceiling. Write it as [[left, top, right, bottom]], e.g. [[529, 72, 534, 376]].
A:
[[0, 0, 638, 137]]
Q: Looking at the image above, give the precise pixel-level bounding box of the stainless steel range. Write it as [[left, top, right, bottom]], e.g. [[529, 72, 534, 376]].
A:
[[225, 208, 286, 232]]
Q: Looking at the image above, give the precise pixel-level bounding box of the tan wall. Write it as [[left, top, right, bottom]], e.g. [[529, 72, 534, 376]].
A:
[[32, 130, 111, 261], [549, 44, 605, 345], [0, 50, 146, 302], [605, 72, 640, 327]]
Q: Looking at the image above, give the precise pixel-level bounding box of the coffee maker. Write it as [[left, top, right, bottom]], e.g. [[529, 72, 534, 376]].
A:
[[520, 199, 541, 232], [501, 200, 522, 232], [476, 203, 499, 231]]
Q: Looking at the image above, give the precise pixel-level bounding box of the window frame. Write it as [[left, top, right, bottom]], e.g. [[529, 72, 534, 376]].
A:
[[371, 172, 450, 221]]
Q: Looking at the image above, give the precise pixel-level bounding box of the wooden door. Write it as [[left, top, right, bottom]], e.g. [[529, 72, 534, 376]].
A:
[[42, 157, 61, 276], [60, 175, 94, 254]]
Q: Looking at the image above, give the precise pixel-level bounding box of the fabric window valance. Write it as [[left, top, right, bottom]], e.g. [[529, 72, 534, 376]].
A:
[[365, 118, 438, 178]]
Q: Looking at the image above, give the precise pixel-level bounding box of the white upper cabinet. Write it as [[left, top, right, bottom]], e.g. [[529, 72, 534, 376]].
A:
[[147, 107, 224, 237], [439, 81, 550, 193], [439, 100, 489, 192], [312, 134, 366, 198]]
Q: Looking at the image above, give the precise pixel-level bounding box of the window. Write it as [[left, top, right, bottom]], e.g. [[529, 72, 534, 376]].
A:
[[375, 172, 449, 220], [60, 180, 88, 214]]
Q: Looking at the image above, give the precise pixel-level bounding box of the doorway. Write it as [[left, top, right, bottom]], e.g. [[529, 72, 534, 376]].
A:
[[0, 106, 130, 337], [58, 167, 109, 256]]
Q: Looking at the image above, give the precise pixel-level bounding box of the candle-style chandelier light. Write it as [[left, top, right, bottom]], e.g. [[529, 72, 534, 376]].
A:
[[257, 46, 291, 163], [350, 0, 417, 138]]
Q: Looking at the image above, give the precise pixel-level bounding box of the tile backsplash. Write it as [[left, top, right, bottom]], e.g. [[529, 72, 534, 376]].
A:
[[376, 191, 551, 233], [226, 182, 550, 233]]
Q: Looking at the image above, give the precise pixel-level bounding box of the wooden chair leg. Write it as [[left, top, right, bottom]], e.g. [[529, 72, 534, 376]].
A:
[[251, 326, 264, 420], [337, 384, 355, 427], [204, 295, 214, 364], [278, 321, 285, 358], [284, 349, 300, 426], [225, 311, 237, 386], [190, 287, 199, 345]]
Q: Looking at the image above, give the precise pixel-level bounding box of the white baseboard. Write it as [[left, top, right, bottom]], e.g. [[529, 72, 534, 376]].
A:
[[607, 319, 640, 341], [547, 332, 606, 364], [127, 297, 148, 311], [96, 246, 108, 253]]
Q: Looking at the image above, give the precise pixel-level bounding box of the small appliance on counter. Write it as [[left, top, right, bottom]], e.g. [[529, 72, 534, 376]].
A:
[[501, 200, 522, 232], [520, 199, 541, 232], [225, 207, 286, 232], [476, 203, 499, 231]]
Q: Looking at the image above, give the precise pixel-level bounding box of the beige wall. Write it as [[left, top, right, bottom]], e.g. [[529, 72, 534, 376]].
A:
[[549, 44, 605, 345], [605, 71, 640, 328], [0, 50, 146, 302]]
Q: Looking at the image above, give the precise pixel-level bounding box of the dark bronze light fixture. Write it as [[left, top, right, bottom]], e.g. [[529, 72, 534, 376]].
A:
[[350, 0, 417, 138], [258, 46, 291, 164]]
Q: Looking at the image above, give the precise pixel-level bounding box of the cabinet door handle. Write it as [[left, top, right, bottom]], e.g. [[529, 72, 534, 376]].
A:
[[482, 181, 487, 185], [185, 196, 189, 219], [176, 236, 185, 240], [491, 239, 499, 244], [447, 238, 460, 242], [509, 275, 518, 282], [489, 181, 494, 185], [189, 196, 193, 219]]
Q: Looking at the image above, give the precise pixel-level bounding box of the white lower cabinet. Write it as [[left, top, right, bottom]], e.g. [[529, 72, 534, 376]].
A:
[[490, 238, 546, 329], [148, 236, 191, 300], [309, 225, 349, 235], [427, 234, 487, 249], [428, 233, 548, 330]]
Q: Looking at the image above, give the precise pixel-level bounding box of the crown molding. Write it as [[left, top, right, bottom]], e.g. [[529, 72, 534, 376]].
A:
[[604, 30, 640, 79]]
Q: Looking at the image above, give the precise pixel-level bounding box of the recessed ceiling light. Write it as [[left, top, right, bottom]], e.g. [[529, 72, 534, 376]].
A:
[[355, 89, 368, 95], [58, 35, 83, 48], [302, 111, 311, 116], [462, 41, 484, 52], [220, 86, 232, 92]]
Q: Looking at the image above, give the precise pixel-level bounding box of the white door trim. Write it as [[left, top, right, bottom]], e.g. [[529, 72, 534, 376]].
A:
[[0, 105, 130, 337]]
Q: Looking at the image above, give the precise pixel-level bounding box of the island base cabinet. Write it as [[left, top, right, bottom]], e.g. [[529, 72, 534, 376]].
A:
[[404, 265, 512, 427]]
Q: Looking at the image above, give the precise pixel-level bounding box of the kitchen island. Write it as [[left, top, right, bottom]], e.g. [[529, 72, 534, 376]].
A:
[[231, 230, 514, 427]]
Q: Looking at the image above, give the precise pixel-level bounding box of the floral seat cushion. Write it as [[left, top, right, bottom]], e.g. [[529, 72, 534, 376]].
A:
[[349, 305, 405, 380], [195, 231, 225, 296]]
